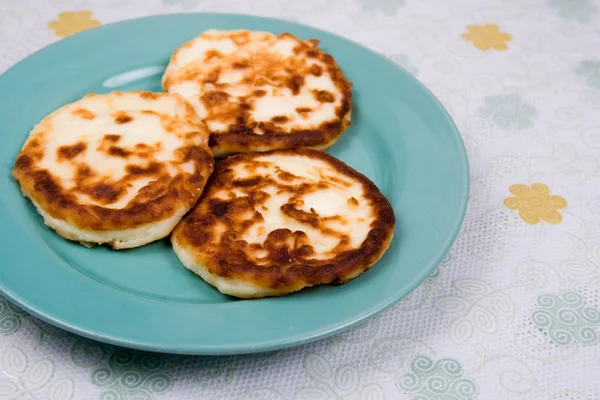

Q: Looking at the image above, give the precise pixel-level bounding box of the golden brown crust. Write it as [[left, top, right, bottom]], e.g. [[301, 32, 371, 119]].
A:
[[163, 31, 353, 156], [12, 91, 214, 232], [172, 149, 395, 296]]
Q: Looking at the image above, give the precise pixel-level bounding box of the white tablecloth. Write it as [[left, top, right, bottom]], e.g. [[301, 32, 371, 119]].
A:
[[1, 0, 600, 398]]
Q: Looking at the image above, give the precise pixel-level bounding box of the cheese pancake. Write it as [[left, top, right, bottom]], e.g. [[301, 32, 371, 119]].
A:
[[171, 149, 395, 298], [162, 29, 352, 157], [13, 91, 214, 249]]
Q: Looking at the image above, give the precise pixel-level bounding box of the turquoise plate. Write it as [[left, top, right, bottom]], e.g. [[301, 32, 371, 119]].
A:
[[0, 14, 468, 355]]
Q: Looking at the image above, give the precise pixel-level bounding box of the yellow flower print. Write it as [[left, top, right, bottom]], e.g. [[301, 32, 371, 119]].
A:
[[462, 24, 512, 51], [504, 183, 567, 225], [48, 11, 101, 38]]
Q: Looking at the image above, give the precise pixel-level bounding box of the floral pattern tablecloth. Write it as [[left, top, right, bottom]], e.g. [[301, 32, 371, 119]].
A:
[[1, 0, 600, 399]]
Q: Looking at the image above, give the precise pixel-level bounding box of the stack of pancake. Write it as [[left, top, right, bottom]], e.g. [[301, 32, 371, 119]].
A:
[[13, 29, 395, 298]]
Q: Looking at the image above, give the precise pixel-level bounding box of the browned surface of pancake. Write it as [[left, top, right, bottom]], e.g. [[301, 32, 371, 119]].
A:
[[163, 30, 353, 156], [13, 91, 214, 233], [172, 149, 395, 297]]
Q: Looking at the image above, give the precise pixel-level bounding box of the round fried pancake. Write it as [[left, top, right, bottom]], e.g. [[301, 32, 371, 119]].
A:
[[171, 149, 395, 298], [162, 29, 352, 157], [12, 91, 214, 249]]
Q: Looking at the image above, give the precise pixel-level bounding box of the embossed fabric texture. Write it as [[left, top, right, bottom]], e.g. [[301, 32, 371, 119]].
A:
[[1, 0, 600, 399]]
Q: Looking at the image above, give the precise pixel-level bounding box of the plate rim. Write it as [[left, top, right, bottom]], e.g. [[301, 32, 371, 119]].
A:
[[0, 12, 470, 355]]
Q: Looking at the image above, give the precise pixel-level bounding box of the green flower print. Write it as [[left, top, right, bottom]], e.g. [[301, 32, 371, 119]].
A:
[[548, 0, 597, 23], [0, 296, 27, 336], [479, 94, 537, 130], [532, 292, 600, 346], [396, 356, 479, 400], [576, 60, 600, 90], [91, 350, 173, 399], [356, 0, 405, 13]]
